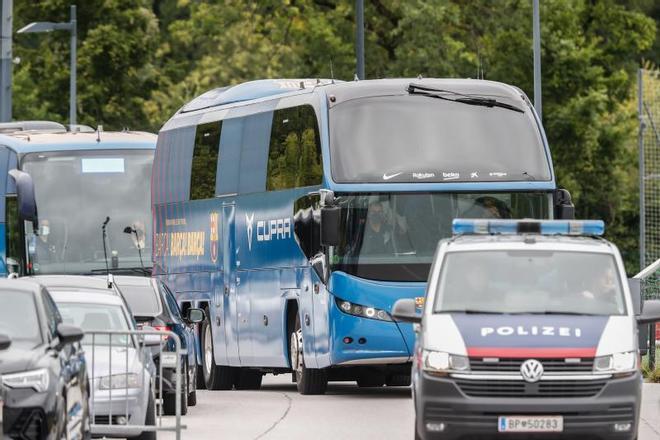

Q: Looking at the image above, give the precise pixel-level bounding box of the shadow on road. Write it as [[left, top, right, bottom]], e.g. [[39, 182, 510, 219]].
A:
[[258, 380, 412, 399]]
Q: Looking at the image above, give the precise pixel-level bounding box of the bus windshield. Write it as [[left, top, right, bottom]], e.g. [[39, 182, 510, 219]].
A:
[[21, 149, 153, 275], [433, 251, 626, 316], [329, 94, 551, 183], [329, 192, 551, 282]]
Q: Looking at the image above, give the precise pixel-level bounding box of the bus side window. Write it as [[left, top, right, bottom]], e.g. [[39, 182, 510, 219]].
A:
[[267, 105, 322, 191], [5, 196, 25, 275], [190, 121, 222, 200]]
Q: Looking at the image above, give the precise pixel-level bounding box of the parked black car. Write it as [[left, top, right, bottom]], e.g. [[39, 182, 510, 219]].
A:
[[112, 276, 204, 416], [0, 279, 89, 440]]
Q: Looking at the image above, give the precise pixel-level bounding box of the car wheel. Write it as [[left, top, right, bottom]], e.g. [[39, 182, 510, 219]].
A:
[[234, 369, 263, 390], [163, 363, 189, 416], [201, 317, 234, 390], [290, 314, 327, 395], [134, 390, 156, 440]]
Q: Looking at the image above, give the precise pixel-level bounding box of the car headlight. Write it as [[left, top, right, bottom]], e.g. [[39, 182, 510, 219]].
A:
[[2, 368, 49, 393], [593, 351, 637, 375], [335, 298, 392, 321], [422, 350, 470, 376], [99, 373, 141, 390]]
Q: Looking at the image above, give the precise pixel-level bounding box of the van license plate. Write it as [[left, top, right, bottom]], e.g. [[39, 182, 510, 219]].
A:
[[161, 353, 178, 368], [498, 416, 563, 432]]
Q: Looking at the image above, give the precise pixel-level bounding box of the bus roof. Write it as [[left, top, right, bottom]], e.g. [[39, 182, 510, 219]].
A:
[[0, 130, 157, 155]]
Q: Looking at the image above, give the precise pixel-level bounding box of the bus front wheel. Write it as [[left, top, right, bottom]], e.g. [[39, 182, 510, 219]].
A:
[[290, 314, 327, 395], [201, 317, 233, 390]]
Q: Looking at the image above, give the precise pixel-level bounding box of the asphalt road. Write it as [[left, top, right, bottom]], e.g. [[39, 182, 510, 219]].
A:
[[157, 377, 660, 440]]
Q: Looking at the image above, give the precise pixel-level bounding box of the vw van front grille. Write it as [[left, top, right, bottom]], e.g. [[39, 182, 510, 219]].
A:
[[454, 378, 607, 398], [469, 357, 594, 373]]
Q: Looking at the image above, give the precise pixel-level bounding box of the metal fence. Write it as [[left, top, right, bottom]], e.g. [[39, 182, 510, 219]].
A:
[[639, 67, 660, 370], [86, 329, 185, 439]]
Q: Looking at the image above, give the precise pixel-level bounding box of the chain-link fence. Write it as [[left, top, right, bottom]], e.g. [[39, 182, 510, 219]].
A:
[[639, 67, 660, 371]]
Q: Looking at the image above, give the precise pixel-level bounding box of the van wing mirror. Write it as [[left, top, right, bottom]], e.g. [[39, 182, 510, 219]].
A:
[[0, 333, 11, 350], [392, 299, 422, 324], [320, 206, 341, 247], [8, 169, 38, 228], [638, 299, 660, 325], [553, 188, 574, 220], [56, 323, 84, 347], [185, 308, 205, 324]]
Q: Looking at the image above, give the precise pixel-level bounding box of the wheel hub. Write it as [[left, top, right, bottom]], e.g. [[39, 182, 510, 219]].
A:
[[290, 329, 303, 374]]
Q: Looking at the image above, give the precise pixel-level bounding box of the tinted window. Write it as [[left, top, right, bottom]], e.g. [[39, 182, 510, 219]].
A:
[[118, 282, 161, 316], [330, 95, 550, 183], [267, 105, 322, 190], [5, 196, 24, 275], [190, 122, 222, 200], [434, 251, 625, 316], [0, 291, 41, 344], [42, 290, 61, 337], [160, 283, 183, 322], [57, 302, 133, 346]]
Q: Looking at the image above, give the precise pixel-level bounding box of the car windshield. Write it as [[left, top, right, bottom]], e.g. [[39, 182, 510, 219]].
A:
[[329, 192, 551, 281], [21, 149, 154, 275], [0, 291, 41, 345], [56, 302, 133, 346], [116, 282, 160, 317], [329, 94, 551, 183], [433, 250, 626, 315]]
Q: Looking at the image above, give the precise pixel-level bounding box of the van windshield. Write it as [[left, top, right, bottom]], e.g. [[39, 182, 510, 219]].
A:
[[329, 94, 550, 183], [433, 251, 626, 315]]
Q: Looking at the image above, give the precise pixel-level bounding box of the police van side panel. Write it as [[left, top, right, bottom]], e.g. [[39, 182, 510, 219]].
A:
[[152, 93, 329, 370]]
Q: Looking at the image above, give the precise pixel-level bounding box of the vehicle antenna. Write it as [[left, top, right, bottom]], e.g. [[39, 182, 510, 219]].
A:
[[96, 125, 103, 143], [330, 59, 335, 84], [101, 217, 110, 275], [123, 225, 146, 275]]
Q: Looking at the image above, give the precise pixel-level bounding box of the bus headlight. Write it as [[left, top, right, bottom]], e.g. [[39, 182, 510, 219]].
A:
[[2, 368, 50, 392], [422, 350, 470, 376], [593, 351, 637, 375], [335, 298, 392, 322]]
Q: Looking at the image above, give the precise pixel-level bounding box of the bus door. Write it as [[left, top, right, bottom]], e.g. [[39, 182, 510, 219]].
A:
[[221, 202, 240, 365]]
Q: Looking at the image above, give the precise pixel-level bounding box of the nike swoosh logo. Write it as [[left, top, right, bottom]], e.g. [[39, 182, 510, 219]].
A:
[[383, 172, 403, 180]]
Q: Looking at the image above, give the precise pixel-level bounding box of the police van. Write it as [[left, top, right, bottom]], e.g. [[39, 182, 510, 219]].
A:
[[392, 219, 660, 440]]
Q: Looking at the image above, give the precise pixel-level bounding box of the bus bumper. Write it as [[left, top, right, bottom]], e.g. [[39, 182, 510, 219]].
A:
[[329, 295, 413, 366]]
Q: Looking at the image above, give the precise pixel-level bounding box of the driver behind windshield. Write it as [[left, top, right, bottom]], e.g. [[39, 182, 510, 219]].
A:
[[360, 200, 395, 255], [33, 219, 59, 264]]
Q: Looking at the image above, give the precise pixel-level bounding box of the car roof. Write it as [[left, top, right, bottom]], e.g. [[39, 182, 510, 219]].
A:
[[443, 234, 615, 253], [30, 275, 119, 295], [0, 130, 157, 155], [0, 278, 43, 294]]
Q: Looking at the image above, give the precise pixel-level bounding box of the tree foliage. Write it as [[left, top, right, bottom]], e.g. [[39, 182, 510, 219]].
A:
[[12, 0, 658, 272]]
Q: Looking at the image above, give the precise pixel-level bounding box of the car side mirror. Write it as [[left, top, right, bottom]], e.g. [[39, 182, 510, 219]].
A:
[[638, 299, 660, 325], [392, 299, 422, 324], [0, 333, 11, 350], [56, 323, 84, 347], [320, 206, 340, 247], [553, 188, 574, 220], [185, 308, 205, 324], [8, 169, 38, 227]]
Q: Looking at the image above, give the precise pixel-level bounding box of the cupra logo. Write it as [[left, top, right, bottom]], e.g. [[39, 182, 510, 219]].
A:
[[245, 213, 255, 251]]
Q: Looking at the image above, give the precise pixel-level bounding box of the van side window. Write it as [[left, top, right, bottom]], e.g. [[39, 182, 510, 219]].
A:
[[190, 122, 222, 200], [267, 105, 322, 191]]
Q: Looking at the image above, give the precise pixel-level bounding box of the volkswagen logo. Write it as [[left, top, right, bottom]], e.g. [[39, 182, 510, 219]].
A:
[[520, 359, 544, 383]]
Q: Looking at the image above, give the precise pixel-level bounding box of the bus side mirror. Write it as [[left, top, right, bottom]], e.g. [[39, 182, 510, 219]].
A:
[[553, 188, 574, 220], [8, 169, 38, 227], [320, 206, 341, 247]]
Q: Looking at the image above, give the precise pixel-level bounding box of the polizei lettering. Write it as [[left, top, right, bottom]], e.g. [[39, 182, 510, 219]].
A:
[[256, 218, 292, 243], [480, 326, 582, 338]]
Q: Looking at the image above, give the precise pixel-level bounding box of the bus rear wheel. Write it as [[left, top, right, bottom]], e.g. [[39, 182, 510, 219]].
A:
[[290, 314, 327, 395], [201, 317, 233, 390]]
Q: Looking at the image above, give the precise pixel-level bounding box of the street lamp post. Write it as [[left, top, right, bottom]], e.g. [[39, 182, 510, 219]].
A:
[[532, 0, 542, 120], [18, 4, 77, 125]]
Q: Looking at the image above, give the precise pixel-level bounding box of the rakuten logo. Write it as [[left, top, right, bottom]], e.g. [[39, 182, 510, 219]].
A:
[[480, 326, 582, 338]]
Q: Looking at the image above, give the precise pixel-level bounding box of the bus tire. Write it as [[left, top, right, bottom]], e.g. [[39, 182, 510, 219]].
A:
[[201, 317, 233, 390], [234, 369, 263, 390], [290, 314, 327, 395]]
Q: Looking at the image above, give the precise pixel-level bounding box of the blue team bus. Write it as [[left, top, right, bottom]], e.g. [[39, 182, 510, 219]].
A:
[[0, 121, 156, 276], [151, 78, 574, 394]]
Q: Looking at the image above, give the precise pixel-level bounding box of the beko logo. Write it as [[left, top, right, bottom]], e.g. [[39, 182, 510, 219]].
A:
[[246, 212, 292, 251], [480, 326, 583, 337]]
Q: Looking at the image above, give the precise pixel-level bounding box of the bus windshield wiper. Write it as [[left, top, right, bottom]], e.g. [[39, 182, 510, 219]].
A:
[[407, 84, 524, 114], [439, 309, 502, 314], [515, 311, 602, 316]]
